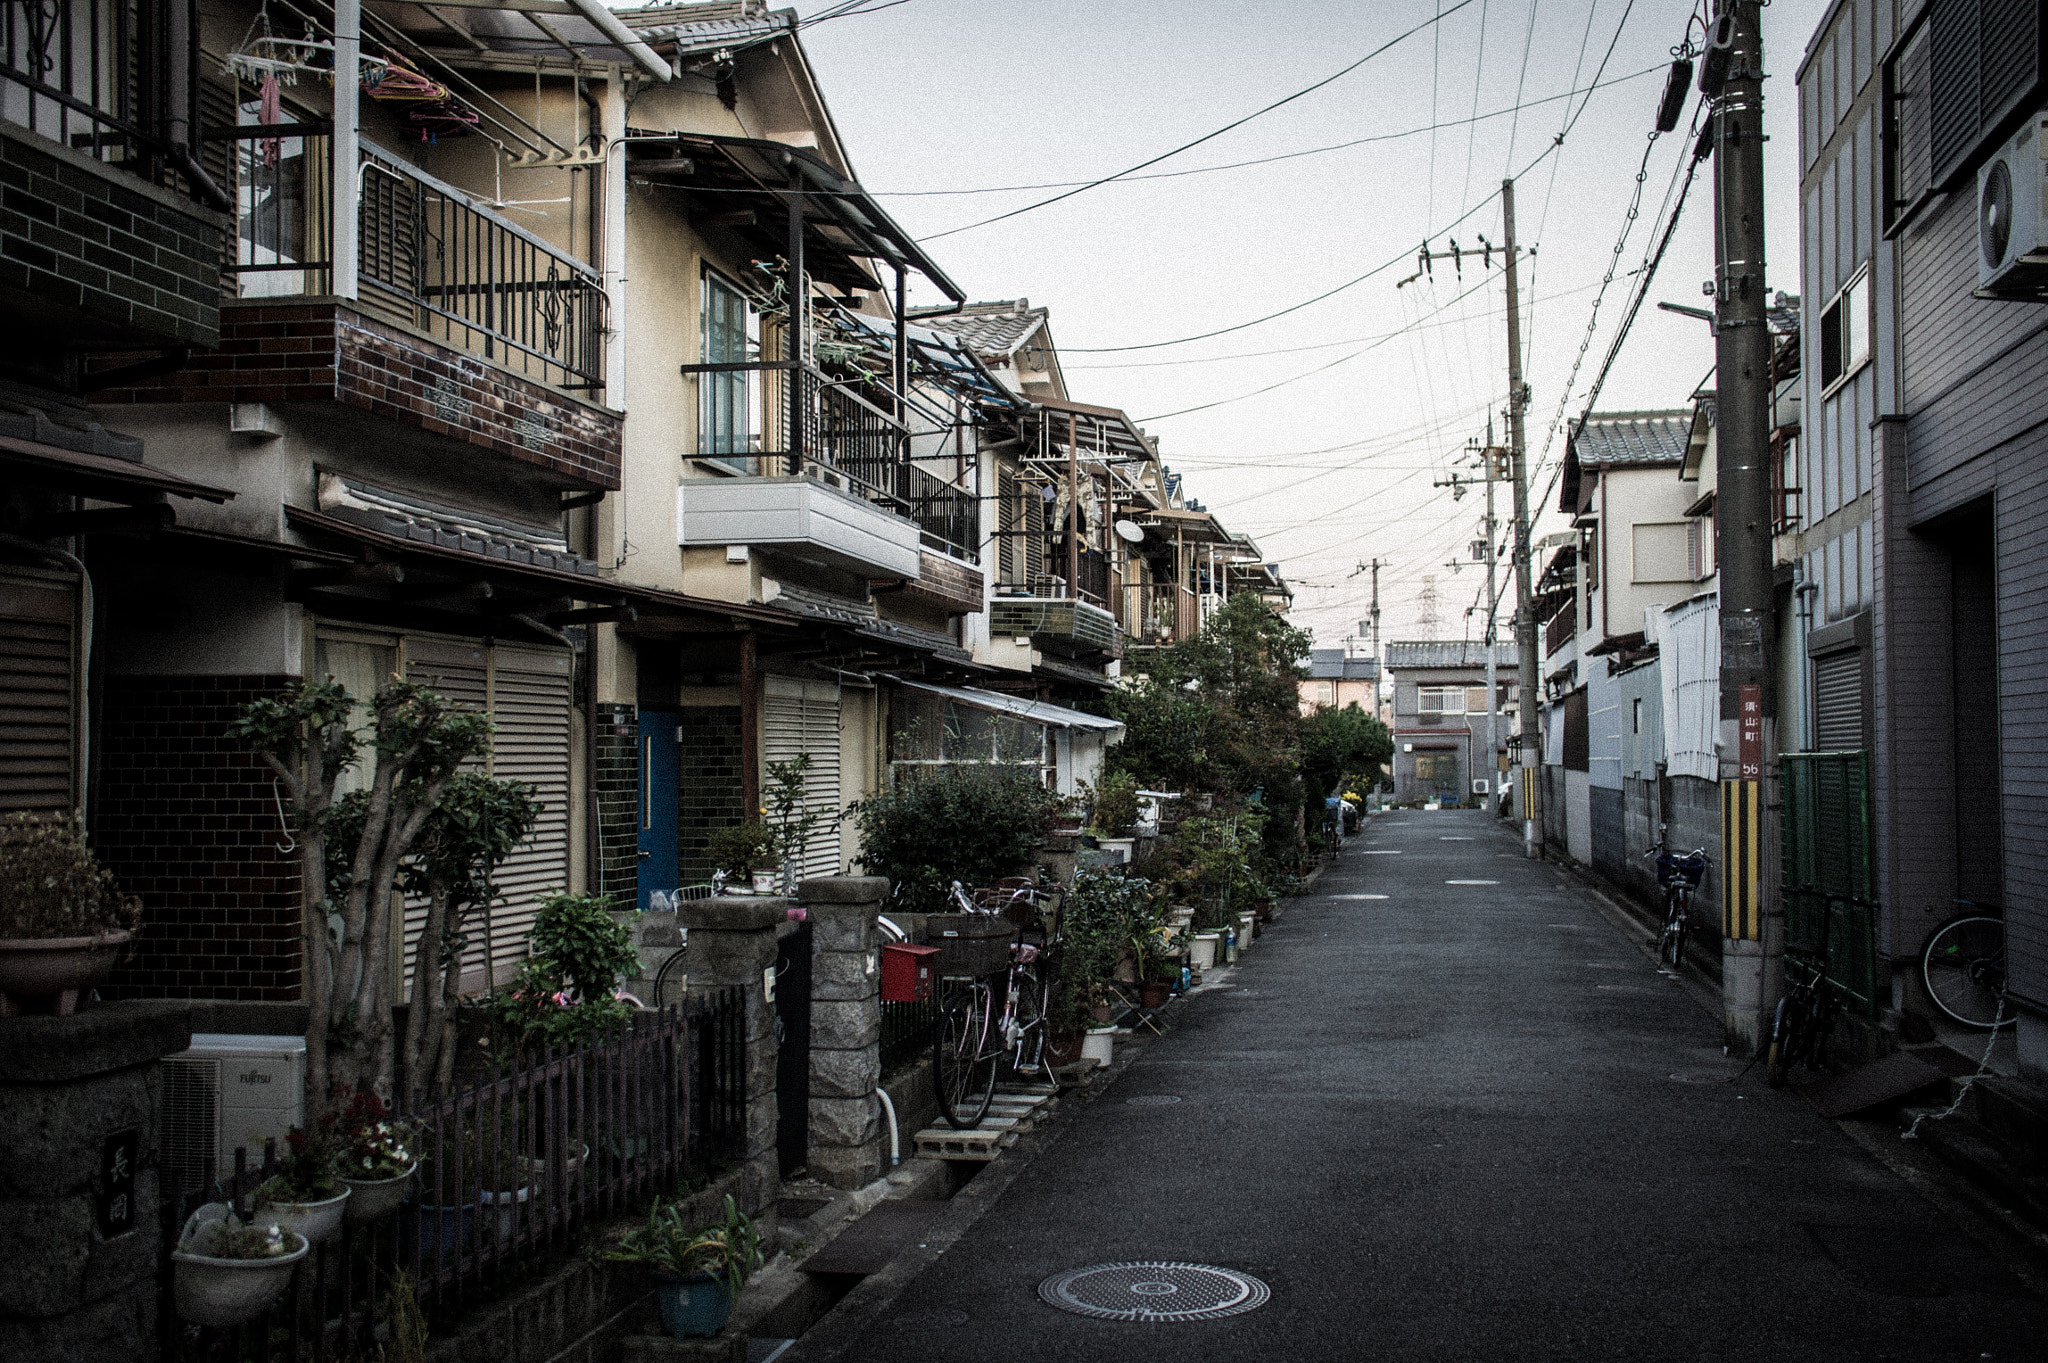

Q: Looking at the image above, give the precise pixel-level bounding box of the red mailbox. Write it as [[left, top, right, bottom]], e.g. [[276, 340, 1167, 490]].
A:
[[880, 942, 940, 1002]]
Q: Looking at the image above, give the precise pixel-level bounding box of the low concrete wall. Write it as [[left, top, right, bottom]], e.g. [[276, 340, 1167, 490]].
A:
[[0, 1001, 193, 1363]]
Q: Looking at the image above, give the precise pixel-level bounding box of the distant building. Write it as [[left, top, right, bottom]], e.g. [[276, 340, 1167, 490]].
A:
[[1298, 648, 1379, 715], [1384, 643, 1519, 805]]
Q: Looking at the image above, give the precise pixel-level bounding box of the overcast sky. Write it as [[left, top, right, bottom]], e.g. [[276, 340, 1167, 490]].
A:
[[798, 0, 1830, 651]]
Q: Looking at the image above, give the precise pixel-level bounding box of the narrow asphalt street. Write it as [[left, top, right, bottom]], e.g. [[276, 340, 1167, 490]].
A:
[[802, 810, 2048, 1361]]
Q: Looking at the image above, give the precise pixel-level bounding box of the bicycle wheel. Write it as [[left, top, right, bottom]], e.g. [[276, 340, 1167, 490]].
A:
[[1921, 915, 2012, 1031], [1658, 890, 1687, 971], [934, 978, 997, 1129], [1765, 995, 1796, 1089], [1008, 965, 1050, 1077]]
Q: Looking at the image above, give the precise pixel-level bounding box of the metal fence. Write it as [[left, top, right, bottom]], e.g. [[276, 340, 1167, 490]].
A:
[[1780, 750, 1880, 1018], [159, 989, 747, 1359], [906, 464, 978, 563], [880, 996, 939, 1077]]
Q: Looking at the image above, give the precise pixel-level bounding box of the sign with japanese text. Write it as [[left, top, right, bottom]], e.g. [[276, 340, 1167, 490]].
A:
[[1738, 684, 1763, 780], [95, 1129, 140, 1239]]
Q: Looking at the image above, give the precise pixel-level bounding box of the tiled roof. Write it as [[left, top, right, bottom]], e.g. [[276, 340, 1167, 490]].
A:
[[1308, 649, 1378, 680], [317, 473, 601, 576], [616, 2, 792, 51], [909, 300, 1047, 359], [1384, 642, 1517, 670], [1569, 411, 1692, 467]]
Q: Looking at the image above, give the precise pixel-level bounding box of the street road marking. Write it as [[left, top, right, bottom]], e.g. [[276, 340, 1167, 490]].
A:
[[1440, 837, 1475, 841], [1446, 879, 1499, 885], [1330, 894, 1389, 900], [1362, 850, 1402, 855]]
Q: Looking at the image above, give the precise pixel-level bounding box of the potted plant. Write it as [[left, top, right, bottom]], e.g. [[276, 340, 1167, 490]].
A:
[[707, 821, 780, 895], [412, 1125, 485, 1255], [606, 1194, 764, 1339], [172, 1204, 309, 1328], [0, 811, 142, 1016], [254, 1120, 349, 1243], [1090, 771, 1142, 863], [336, 1090, 417, 1222], [467, 1110, 533, 1241]]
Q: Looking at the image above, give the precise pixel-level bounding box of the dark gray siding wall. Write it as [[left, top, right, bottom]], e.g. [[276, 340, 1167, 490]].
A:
[[1897, 171, 2048, 1017], [1623, 776, 1660, 904], [1589, 785, 1626, 887], [1542, 764, 1569, 857]]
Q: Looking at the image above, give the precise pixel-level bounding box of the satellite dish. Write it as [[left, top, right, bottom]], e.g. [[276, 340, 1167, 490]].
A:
[[1114, 520, 1145, 544]]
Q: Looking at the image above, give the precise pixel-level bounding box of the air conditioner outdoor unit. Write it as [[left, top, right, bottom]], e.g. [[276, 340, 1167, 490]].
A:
[[1977, 110, 2048, 300], [1471, 779, 1492, 795], [161, 1034, 306, 1196]]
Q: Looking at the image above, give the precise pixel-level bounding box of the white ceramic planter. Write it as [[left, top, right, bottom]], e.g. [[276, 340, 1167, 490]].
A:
[[255, 1186, 350, 1244], [517, 1140, 589, 1185], [1081, 1027, 1116, 1067], [481, 1185, 530, 1240], [1190, 933, 1219, 970], [1238, 913, 1257, 949], [340, 1163, 416, 1222], [1097, 837, 1136, 864], [751, 870, 778, 895], [173, 1206, 309, 1328], [0, 929, 131, 1016]]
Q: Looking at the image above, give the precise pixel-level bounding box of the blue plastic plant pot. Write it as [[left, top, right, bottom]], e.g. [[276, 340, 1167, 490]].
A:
[[653, 1271, 732, 1338], [405, 1201, 477, 1257]]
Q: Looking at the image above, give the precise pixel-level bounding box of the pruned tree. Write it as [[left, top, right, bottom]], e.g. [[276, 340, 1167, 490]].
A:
[[398, 773, 541, 1107], [234, 679, 493, 1111]]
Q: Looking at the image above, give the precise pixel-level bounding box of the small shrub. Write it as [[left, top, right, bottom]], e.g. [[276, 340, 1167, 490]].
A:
[[707, 821, 780, 874], [0, 811, 137, 939], [851, 766, 1059, 913], [1090, 770, 1141, 837]]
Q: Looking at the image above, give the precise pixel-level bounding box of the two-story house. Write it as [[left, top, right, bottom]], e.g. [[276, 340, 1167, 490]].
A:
[[1384, 642, 1518, 806], [1298, 646, 1380, 716]]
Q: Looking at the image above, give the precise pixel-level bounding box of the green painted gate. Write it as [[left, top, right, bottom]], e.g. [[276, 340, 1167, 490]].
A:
[[1779, 751, 1881, 1019]]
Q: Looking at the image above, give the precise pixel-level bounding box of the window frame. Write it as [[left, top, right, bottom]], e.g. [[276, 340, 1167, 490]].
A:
[[699, 267, 760, 470], [1818, 264, 1871, 397]]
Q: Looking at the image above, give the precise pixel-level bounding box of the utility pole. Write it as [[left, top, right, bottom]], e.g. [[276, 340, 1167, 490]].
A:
[[1354, 557, 1387, 715], [1483, 443, 1503, 818], [1502, 178, 1541, 859], [1707, 0, 1776, 1052]]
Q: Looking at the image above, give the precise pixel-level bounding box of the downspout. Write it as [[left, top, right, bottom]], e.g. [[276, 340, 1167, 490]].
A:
[[1600, 472, 1610, 642], [165, 0, 228, 210]]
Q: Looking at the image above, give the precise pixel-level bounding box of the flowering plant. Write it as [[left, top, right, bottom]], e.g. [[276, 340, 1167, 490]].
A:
[[486, 958, 630, 1055], [335, 1090, 416, 1180], [256, 1119, 343, 1204]]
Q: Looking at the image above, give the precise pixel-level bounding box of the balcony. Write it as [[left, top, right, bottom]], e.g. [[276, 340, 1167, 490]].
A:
[[0, 0, 228, 352], [678, 474, 920, 578], [226, 136, 605, 392], [989, 594, 1120, 659], [1544, 598, 1578, 657], [1121, 582, 1199, 645]]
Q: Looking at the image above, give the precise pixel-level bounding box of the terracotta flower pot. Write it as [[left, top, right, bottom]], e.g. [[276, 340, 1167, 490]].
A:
[[0, 930, 130, 1016], [1138, 981, 1171, 1010]]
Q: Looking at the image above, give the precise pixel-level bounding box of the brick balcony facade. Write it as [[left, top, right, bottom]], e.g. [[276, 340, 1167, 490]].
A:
[[91, 301, 623, 490]]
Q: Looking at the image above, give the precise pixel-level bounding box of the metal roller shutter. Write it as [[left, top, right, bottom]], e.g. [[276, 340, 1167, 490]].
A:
[[763, 675, 843, 880], [403, 638, 570, 992], [0, 565, 81, 814], [1813, 649, 1866, 752]]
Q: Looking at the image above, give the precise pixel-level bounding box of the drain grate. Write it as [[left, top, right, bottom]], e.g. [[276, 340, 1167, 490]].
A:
[[1124, 1094, 1182, 1106], [1039, 1262, 1269, 1321]]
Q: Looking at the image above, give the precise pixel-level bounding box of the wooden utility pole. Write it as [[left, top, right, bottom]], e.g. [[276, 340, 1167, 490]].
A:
[[1710, 0, 1777, 1052], [1502, 178, 1541, 859]]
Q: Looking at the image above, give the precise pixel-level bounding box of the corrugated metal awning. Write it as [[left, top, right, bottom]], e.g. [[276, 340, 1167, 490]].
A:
[[893, 679, 1125, 737]]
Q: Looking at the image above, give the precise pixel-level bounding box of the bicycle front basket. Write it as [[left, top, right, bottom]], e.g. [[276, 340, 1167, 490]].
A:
[[924, 914, 1017, 977], [1657, 853, 1707, 889]]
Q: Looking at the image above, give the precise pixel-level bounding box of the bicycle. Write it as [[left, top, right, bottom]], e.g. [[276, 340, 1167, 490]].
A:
[[1920, 901, 2012, 1031], [931, 878, 1060, 1130], [1766, 890, 1845, 1088], [1647, 844, 1708, 972]]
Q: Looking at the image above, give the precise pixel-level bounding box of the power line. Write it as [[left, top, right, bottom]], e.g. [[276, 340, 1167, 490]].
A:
[[870, 64, 1662, 198], [916, 0, 1478, 242]]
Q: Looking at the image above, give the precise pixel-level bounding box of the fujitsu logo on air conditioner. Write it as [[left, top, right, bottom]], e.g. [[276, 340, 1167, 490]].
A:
[[1977, 111, 2048, 301]]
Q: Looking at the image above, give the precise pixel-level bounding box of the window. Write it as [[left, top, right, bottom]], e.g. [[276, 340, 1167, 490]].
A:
[[1583, 525, 1599, 591], [1632, 697, 1643, 735], [1316, 681, 1336, 704], [700, 271, 759, 469], [1465, 687, 1490, 712], [1414, 752, 1458, 789], [1418, 686, 1467, 714], [1633, 522, 1693, 583], [1819, 267, 1870, 391]]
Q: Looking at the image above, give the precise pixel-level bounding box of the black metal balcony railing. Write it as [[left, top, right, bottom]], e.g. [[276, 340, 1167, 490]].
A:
[[1, 0, 216, 203], [686, 356, 983, 564], [1544, 598, 1577, 656], [227, 136, 605, 391], [906, 464, 978, 563]]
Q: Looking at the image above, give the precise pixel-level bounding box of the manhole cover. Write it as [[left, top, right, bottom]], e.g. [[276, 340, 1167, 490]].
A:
[[1038, 1262, 1270, 1321], [1124, 1094, 1182, 1106]]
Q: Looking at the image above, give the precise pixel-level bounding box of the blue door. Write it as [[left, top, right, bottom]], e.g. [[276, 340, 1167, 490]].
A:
[[637, 711, 680, 911]]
